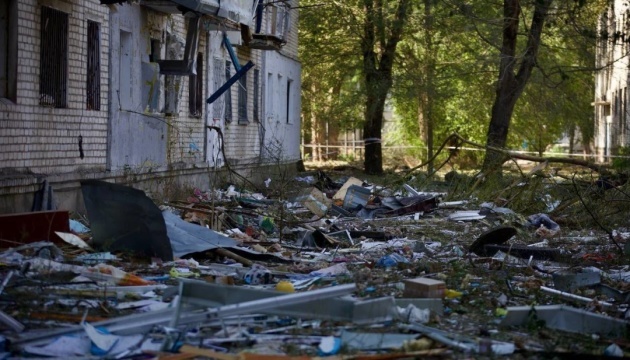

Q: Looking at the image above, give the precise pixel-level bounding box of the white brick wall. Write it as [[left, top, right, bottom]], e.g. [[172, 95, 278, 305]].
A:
[[0, 0, 299, 176], [0, 0, 110, 174]]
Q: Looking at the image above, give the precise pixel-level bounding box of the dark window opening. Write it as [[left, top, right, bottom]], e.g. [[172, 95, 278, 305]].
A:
[[0, 0, 17, 101], [86, 20, 101, 111], [224, 61, 232, 122], [149, 39, 161, 62], [189, 52, 203, 117], [238, 68, 248, 123], [253, 69, 259, 122], [40, 6, 68, 108], [286, 79, 291, 124]]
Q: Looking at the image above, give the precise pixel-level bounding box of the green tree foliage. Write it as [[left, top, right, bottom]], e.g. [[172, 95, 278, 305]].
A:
[[299, 1, 363, 161], [299, 0, 605, 171]]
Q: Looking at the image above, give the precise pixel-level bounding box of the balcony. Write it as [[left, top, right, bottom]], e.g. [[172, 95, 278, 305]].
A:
[[248, 1, 289, 50]]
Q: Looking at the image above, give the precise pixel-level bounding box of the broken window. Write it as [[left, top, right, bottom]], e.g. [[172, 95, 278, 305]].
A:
[[189, 52, 203, 117], [0, 0, 17, 101], [164, 32, 185, 115], [142, 38, 161, 113], [86, 20, 101, 111], [238, 68, 248, 124], [224, 61, 232, 123], [40, 6, 68, 108], [253, 69, 260, 122]]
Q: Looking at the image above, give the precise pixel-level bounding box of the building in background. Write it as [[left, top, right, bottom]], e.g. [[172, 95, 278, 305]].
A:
[[0, 0, 300, 213], [594, 0, 629, 161]]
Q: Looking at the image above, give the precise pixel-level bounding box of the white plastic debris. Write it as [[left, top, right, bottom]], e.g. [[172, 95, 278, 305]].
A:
[[398, 304, 430, 324]]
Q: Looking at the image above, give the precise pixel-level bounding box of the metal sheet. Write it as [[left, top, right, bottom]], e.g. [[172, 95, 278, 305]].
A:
[[81, 180, 173, 261], [341, 330, 418, 351], [501, 305, 629, 338], [0, 210, 69, 248], [164, 211, 236, 258], [173, 279, 358, 323]]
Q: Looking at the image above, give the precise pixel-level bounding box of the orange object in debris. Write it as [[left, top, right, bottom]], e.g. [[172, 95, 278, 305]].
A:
[[88, 263, 154, 286], [118, 273, 153, 286]]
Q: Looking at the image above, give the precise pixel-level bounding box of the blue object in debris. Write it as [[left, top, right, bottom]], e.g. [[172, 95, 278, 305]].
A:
[[527, 213, 560, 231], [376, 253, 409, 268], [318, 336, 342, 356], [69, 219, 90, 233]]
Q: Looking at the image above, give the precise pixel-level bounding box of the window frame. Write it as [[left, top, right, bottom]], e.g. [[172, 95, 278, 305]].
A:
[[237, 68, 248, 124], [86, 20, 101, 111], [188, 52, 203, 117], [253, 69, 260, 122], [0, 0, 17, 102], [39, 6, 69, 108], [224, 60, 233, 123]]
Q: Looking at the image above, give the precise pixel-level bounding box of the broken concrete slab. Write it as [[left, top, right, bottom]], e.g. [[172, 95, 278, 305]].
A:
[[552, 271, 601, 292]]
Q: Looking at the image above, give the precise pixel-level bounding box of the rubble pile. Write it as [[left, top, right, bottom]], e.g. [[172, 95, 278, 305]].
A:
[[0, 169, 628, 359]]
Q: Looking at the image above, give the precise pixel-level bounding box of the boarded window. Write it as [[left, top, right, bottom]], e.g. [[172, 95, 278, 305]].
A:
[[238, 69, 248, 123], [189, 52, 203, 117], [86, 20, 101, 110], [0, 0, 17, 101], [224, 61, 232, 123], [253, 69, 259, 122], [40, 6, 68, 108]]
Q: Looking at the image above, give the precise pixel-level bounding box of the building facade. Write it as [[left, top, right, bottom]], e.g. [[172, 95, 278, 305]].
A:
[[594, 0, 630, 161], [0, 0, 301, 213]]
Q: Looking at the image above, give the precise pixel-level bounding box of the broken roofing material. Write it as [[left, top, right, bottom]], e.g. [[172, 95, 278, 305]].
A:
[[164, 210, 236, 258], [81, 180, 174, 261]]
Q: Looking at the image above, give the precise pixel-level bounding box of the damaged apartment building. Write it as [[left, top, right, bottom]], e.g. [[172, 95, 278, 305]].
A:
[[594, 0, 630, 160], [0, 0, 301, 213]]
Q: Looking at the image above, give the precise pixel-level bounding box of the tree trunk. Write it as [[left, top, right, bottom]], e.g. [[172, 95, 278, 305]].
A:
[[361, 0, 410, 175], [424, 0, 434, 174], [568, 123, 576, 154], [364, 77, 388, 173], [481, 0, 553, 173]]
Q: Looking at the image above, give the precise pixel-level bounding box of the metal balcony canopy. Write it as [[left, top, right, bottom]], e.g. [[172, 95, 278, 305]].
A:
[[126, 0, 258, 26]]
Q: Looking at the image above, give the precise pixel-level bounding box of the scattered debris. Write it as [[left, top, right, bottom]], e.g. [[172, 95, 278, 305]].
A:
[[0, 168, 628, 358]]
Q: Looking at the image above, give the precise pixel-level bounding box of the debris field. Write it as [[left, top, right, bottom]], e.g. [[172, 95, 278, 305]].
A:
[[0, 166, 628, 359]]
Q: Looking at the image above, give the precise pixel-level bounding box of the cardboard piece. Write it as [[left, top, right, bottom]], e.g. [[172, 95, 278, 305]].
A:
[[333, 177, 363, 200], [296, 188, 332, 217], [403, 277, 446, 299]]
